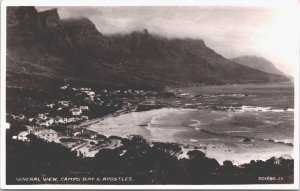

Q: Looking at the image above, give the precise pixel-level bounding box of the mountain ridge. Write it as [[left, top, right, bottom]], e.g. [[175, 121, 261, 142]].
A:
[[6, 7, 290, 89], [230, 56, 287, 77]]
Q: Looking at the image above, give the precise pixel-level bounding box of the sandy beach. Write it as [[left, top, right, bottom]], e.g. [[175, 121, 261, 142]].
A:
[[87, 107, 294, 165], [88, 108, 193, 139]]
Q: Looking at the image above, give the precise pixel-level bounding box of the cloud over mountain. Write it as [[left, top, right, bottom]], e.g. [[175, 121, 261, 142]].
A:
[[36, 6, 299, 76], [7, 7, 290, 89]]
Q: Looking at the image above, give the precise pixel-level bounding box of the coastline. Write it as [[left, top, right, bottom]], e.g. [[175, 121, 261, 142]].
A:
[[85, 107, 294, 165], [87, 108, 193, 138]]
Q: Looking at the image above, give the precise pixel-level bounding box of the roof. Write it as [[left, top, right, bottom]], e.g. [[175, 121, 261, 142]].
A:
[[70, 108, 81, 112], [18, 131, 29, 136], [25, 125, 34, 130], [33, 126, 47, 131], [73, 128, 97, 135], [58, 100, 69, 103], [36, 129, 58, 135]]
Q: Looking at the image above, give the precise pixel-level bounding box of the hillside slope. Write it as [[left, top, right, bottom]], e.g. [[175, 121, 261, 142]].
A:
[[6, 7, 290, 89], [231, 56, 287, 76]]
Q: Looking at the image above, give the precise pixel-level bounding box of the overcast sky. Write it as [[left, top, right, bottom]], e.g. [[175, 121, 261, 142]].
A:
[[37, 6, 299, 76]]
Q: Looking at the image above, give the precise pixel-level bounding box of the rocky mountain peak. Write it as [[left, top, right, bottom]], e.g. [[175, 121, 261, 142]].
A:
[[61, 17, 104, 51], [38, 8, 60, 28], [7, 6, 40, 42], [7, 6, 38, 27], [61, 17, 101, 35]]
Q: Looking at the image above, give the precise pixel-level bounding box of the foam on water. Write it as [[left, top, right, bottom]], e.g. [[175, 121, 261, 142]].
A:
[[237, 105, 294, 113], [226, 130, 251, 133], [263, 138, 294, 145]]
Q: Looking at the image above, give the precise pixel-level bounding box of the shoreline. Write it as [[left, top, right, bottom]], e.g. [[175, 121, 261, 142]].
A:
[[84, 107, 294, 165], [74, 107, 131, 128]]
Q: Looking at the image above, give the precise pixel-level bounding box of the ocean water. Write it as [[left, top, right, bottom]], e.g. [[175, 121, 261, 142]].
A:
[[88, 84, 294, 164], [147, 108, 294, 164], [89, 107, 294, 164], [146, 108, 294, 144]]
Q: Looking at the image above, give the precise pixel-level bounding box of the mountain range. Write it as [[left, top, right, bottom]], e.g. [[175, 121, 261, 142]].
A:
[[230, 56, 287, 76], [6, 7, 290, 89]]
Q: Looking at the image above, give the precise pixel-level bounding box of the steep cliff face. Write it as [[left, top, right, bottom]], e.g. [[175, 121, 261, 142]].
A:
[[6, 7, 66, 87], [38, 9, 73, 52], [7, 6, 40, 43], [6, 6, 290, 89]]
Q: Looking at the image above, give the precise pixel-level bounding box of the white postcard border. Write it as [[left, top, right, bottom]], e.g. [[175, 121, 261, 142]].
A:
[[1, 0, 299, 190]]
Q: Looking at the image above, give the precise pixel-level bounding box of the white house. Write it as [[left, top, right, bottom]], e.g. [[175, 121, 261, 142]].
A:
[[55, 117, 63, 123], [73, 132, 81, 137], [39, 118, 54, 127], [46, 118, 54, 126], [38, 113, 48, 120], [55, 117, 68, 124], [46, 103, 55, 108], [17, 131, 30, 142], [80, 88, 91, 91], [58, 101, 70, 107], [68, 117, 76, 123], [60, 85, 68, 90], [70, 108, 82, 116], [83, 91, 95, 98], [88, 91, 95, 97], [73, 129, 98, 139], [29, 118, 35, 122], [79, 106, 89, 111], [35, 129, 59, 142], [12, 114, 25, 120]]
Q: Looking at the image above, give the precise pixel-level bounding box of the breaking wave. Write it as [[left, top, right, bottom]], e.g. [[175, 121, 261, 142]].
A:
[[237, 106, 294, 113]]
